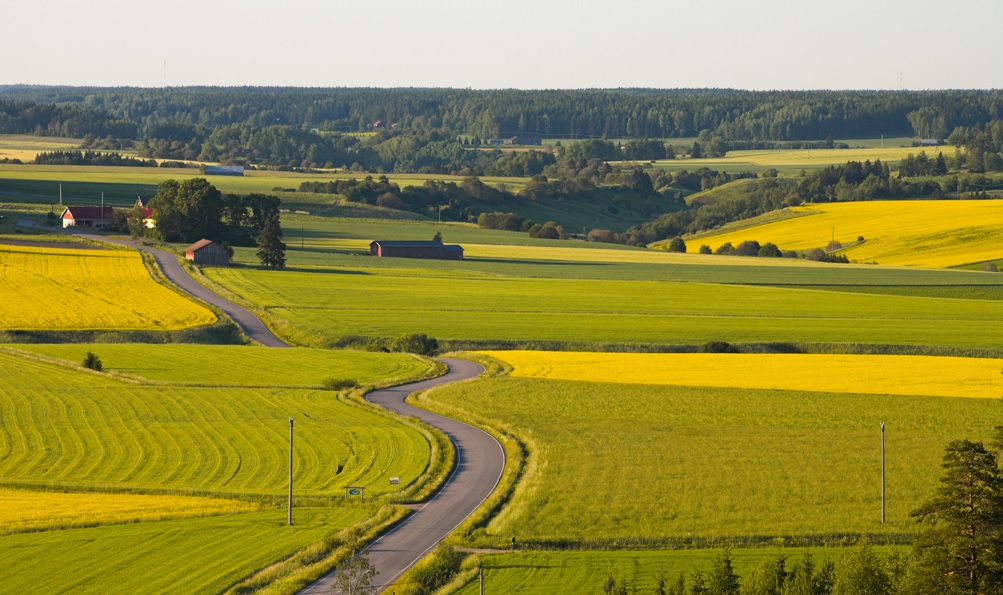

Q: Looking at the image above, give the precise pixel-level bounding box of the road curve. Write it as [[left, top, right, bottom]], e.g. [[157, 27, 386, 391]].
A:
[[301, 357, 502, 594], [71, 233, 288, 347]]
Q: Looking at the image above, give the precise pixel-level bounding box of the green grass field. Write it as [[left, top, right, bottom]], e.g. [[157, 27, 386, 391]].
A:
[[0, 350, 430, 496], [203, 263, 1003, 349], [419, 376, 997, 547], [0, 506, 368, 594], [452, 547, 907, 595], [8, 344, 427, 387]]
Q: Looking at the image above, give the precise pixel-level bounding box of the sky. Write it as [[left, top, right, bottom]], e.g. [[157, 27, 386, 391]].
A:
[[4, 0, 1002, 90]]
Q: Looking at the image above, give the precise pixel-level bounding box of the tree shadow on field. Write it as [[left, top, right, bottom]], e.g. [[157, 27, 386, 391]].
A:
[[466, 257, 611, 268]]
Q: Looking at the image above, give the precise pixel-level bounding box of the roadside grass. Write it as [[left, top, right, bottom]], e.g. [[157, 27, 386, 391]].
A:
[[0, 243, 216, 331], [0, 350, 431, 497], [8, 343, 428, 388], [204, 266, 1003, 349], [419, 376, 998, 547], [0, 506, 370, 595], [688, 200, 1003, 268], [481, 351, 1003, 399], [0, 487, 258, 534]]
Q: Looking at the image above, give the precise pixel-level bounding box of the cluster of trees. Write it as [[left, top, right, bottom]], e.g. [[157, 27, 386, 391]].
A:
[[897, 151, 950, 177], [34, 150, 156, 167], [0, 98, 137, 138], [140, 178, 285, 268]]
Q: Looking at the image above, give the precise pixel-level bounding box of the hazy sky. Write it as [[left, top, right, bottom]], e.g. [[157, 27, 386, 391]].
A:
[[4, 0, 1001, 90]]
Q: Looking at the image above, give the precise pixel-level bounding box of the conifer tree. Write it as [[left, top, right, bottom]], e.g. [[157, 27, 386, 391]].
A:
[[256, 213, 286, 269]]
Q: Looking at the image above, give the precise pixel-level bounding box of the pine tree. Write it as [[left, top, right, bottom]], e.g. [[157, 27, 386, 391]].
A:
[[256, 213, 286, 270], [908, 439, 1003, 594]]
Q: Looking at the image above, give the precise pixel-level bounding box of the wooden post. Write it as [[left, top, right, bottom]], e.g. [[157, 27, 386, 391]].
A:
[[480, 565, 484, 595], [880, 422, 886, 524], [288, 417, 294, 526]]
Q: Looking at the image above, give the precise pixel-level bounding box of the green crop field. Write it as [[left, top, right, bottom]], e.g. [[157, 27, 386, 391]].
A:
[[452, 547, 907, 595], [0, 350, 430, 496], [204, 263, 1003, 349], [9, 343, 427, 387], [419, 376, 997, 547], [0, 506, 368, 594]]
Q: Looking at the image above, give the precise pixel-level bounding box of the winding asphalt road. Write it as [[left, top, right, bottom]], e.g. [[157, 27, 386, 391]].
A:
[[72, 233, 502, 592], [302, 357, 502, 594], [71, 233, 288, 347]]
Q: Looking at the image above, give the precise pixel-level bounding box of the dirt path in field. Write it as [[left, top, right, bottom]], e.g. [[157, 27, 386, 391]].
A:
[[300, 357, 503, 595], [68, 233, 288, 347]]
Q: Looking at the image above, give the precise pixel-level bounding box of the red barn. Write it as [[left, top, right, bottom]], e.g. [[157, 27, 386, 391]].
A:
[[369, 240, 464, 260], [185, 239, 231, 267]]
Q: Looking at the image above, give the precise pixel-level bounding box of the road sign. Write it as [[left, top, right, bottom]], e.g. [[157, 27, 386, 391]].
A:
[[390, 477, 400, 485], [344, 486, 366, 500]]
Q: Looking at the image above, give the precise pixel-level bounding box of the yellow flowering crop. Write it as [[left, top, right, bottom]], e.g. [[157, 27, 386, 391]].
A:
[[481, 351, 1003, 399], [0, 488, 258, 534], [689, 200, 1003, 268], [0, 244, 215, 330]]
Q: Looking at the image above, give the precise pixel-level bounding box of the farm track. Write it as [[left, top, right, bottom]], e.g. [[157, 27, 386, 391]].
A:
[[301, 358, 501, 595], [61, 234, 502, 591], [69, 233, 288, 347]]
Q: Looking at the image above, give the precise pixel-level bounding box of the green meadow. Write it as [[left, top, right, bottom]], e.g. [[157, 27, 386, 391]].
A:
[[0, 350, 430, 496], [418, 377, 998, 547], [8, 343, 427, 387], [452, 547, 907, 595], [204, 264, 1003, 349], [0, 506, 368, 595]]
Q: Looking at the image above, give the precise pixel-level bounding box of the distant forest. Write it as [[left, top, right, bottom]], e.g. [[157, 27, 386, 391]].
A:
[[3, 86, 1003, 144]]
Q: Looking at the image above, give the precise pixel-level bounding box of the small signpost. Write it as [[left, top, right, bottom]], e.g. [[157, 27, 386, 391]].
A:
[[390, 476, 400, 503], [344, 486, 366, 500]]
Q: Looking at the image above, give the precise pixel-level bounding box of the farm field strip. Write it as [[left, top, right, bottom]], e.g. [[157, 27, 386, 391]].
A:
[[419, 377, 998, 543], [451, 548, 907, 595], [689, 200, 1003, 268], [0, 487, 258, 534], [481, 351, 1003, 399], [0, 351, 430, 495], [9, 343, 428, 387], [206, 267, 1003, 348], [0, 243, 216, 331], [0, 507, 368, 595], [642, 146, 939, 169]]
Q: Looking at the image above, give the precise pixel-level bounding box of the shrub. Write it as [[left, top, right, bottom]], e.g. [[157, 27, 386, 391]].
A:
[[667, 237, 687, 253], [389, 333, 439, 356], [983, 262, 999, 272], [700, 341, 738, 353], [735, 240, 761, 257], [714, 242, 736, 256], [322, 378, 358, 391], [804, 248, 828, 262], [758, 242, 782, 258], [409, 545, 463, 595], [82, 351, 103, 371], [699, 245, 712, 255]]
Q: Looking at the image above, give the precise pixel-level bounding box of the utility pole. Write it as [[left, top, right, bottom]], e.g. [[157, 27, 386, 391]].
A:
[[101, 192, 105, 227], [880, 422, 886, 524], [479, 565, 484, 595], [288, 417, 294, 525]]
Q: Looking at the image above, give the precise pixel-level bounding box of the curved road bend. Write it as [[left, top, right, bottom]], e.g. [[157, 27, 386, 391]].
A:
[[73, 234, 502, 590], [302, 357, 503, 595], [71, 233, 288, 347]]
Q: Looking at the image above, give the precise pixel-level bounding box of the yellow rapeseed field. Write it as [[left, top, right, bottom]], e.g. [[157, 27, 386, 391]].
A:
[[647, 146, 932, 169], [0, 244, 216, 330], [0, 488, 258, 534], [688, 200, 1003, 267], [480, 351, 1003, 399]]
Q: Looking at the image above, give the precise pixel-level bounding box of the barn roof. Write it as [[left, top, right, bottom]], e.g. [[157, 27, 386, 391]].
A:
[[443, 245, 464, 252], [63, 206, 114, 219], [370, 240, 446, 248], [186, 239, 216, 253]]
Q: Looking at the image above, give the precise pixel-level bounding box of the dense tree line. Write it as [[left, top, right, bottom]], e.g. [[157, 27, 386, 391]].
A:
[[34, 150, 156, 167], [9, 86, 1003, 141], [8, 87, 1003, 163]]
